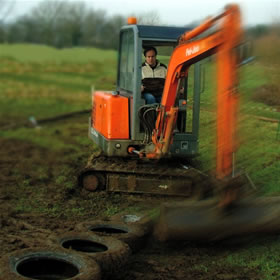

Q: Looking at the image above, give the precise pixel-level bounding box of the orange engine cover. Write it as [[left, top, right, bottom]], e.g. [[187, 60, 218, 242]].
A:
[[92, 91, 129, 139]]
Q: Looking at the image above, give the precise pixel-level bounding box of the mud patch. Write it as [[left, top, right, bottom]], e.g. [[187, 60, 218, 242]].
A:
[[252, 84, 280, 106], [0, 132, 278, 280]]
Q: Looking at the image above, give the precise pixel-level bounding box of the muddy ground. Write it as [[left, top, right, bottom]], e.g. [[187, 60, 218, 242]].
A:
[[0, 115, 279, 280]]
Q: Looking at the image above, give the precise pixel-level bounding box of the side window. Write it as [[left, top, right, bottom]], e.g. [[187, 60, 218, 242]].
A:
[[119, 30, 134, 92]]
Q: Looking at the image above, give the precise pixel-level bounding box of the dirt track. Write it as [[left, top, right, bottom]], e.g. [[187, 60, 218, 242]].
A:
[[0, 118, 279, 280]]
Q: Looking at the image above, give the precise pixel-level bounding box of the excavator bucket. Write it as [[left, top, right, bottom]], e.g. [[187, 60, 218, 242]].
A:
[[154, 197, 280, 242]]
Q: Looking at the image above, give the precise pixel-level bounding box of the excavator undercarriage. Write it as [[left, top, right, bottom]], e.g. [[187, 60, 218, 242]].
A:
[[79, 152, 211, 197]]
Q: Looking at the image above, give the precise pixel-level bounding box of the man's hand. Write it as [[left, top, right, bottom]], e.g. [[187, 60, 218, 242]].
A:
[[179, 87, 184, 95], [141, 85, 145, 92]]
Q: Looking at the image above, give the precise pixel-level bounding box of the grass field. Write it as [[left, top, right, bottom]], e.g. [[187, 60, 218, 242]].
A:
[[0, 44, 117, 123], [0, 43, 117, 63], [0, 42, 280, 279]]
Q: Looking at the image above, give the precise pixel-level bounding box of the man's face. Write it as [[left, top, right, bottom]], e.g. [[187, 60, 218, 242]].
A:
[[145, 50, 156, 67]]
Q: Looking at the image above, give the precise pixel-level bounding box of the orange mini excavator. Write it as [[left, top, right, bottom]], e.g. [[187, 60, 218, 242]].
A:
[[80, 5, 280, 242], [80, 4, 247, 204]]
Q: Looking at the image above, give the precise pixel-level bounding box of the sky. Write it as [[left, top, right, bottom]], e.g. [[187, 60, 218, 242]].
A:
[[9, 0, 280, 26]]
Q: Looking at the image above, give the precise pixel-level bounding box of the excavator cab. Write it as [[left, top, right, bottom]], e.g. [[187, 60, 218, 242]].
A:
[[89, 23, 202, 158]]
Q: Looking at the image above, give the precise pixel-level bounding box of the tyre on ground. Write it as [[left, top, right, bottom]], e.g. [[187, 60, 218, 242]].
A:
[[0, 247, 101, 280], [75, 220, 148, 253], [54, 232, 131, 276]]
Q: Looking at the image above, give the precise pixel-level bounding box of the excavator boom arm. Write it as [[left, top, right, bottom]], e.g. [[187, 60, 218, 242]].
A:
[[147, 4, 242, 180]]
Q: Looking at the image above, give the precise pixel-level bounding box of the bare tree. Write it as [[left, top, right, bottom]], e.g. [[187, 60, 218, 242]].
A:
[[82, 9, 108, 47], [3, 0, 128, 49], [270, 2, 280, 35], [0, 0, 15, 21], [29, 0, 89, 46], [133, 11, 161, 25]]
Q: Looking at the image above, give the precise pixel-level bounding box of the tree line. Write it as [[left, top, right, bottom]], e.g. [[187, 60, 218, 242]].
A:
[[0, 0, 160, 49], [0, 0, 277, 50]]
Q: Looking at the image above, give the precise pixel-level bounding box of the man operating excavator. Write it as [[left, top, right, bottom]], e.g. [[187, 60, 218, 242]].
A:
[[141, 46, 167, 104]]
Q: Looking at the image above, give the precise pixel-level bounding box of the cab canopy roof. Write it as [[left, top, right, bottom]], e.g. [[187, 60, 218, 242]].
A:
[[136, 25, 191, 40]]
